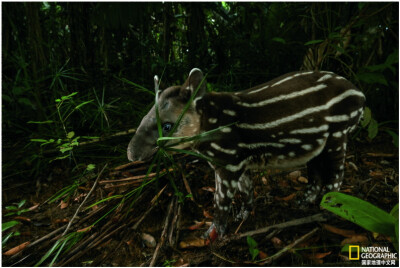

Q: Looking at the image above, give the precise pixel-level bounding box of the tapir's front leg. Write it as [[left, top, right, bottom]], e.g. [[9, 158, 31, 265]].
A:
[[204, 167, 242, 238]]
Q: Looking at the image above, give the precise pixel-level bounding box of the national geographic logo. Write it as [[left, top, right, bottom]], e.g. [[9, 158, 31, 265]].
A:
[[349, 245, 398, 266]]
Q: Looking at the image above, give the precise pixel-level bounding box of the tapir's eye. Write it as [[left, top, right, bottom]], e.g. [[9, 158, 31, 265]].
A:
[[162, 122, 173, 133]]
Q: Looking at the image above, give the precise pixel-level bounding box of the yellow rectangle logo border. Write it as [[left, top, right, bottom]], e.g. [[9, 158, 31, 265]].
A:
[[349, 245, 360, 260]]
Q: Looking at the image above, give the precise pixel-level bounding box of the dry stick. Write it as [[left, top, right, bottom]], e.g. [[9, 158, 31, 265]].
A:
[[114, 160, 146, 170], [236, 213, 326, 239], [174, 203, 182, 247], [149, 198, 175, 267], [216, 213, 327, 248], [99, 172, 158, 184], [62, 163, 108, 237], [259, 227, 320, 265], [168, 198, 180, 247], [181, 173, 194, 202]]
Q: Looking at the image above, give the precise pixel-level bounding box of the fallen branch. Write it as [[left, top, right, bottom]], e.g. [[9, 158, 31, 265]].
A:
[[259, 227, 320, 265], [216, 213, 327, 248], [149, 197, 175, 266], [237, 213, 326, 239], [365, 152, 396, 158]]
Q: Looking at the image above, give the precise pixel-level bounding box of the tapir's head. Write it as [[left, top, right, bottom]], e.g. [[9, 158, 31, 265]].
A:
[[127, 68, 206, 162]]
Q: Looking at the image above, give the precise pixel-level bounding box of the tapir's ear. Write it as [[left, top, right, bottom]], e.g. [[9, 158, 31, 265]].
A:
[[180, 68, 206, 100]]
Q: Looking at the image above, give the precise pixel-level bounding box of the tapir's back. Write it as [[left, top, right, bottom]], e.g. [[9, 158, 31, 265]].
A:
[[196, 71, 365, 172]]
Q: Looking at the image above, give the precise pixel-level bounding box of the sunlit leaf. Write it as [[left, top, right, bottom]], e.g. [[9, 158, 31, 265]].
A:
[[2, 221, 20, 232], [320, 192, 395, 236]]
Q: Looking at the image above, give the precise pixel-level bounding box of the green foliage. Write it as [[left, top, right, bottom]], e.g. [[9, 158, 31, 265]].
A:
[[2, 221, 21, 247], [163, 259, 176, 267], [320, 192, 398, 251], [5, 199, 30, 216], [2, 199, 30, 247], [247, 236, 260, 260]]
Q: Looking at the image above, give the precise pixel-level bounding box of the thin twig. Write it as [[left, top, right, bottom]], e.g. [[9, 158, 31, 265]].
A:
[[62, 163, 108, 237], [114, 160, 145, 170], [149, 197, 175, 267], [236, 213, 326, 239], [259, 227, 320, 265], [168, 199, 180, 247]]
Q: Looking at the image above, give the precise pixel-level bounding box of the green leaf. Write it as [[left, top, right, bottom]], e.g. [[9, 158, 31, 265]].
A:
[[2, 231, 16, 246], [361, 107, 371, 127], [357, 72, 388, 86], [86, 164, 96, 171], [116, 77, 155, 96], [17, 199, 26, 208], [367, 118, 378, 139], [390, 204, 399, 251], [384, 130, 399, 147], [320, 192, 395, 236], [27, 120, 54, 124], [2, 221, 20, 232], [272, 37, 286, 44], [67, 131, 75, 139], [247, 236, 259, 260], [74, 100, 94, 110], [18, 97, 34, 107], [304, 39, 324, 46], [247, 236, 258, 248], [385, 50, 399, 66], [5, 205, 18, 210]]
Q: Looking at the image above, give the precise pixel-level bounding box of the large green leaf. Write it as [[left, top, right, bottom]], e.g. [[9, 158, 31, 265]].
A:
[[390, 204, 399, 251], [367, 118, 379, 139], [361, 107, 371, 128], [356, 72, 388, 86], [320, 192, 395, 236]]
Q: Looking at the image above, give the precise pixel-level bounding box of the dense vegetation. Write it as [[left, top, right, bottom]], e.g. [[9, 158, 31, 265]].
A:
[[2, 1, 398, 202], [2, 2, 398, 266]]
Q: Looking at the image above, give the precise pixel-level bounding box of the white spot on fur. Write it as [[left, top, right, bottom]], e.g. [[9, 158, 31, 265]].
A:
[[279, 138, 301, 144], [317, 74, 332, 82], [223, 109, 236, 116], [207, 151, 214, 157], [288, 152, 296, 157], [208, 118, 218, 124], [325, 114, 350, 122], [333, 131, 343, 138], [278, 155, 286, 160], [302, 144, 313, 151], [220, 127, 232, 133], [211, 142, 236, 155], [290, 124, 329, 134]]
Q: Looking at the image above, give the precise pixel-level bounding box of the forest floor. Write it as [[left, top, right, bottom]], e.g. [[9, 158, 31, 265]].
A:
[[2, 134, 399, 267]]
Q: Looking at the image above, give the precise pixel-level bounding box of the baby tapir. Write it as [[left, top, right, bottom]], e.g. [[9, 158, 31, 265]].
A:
[[127, 68, 365, 237]]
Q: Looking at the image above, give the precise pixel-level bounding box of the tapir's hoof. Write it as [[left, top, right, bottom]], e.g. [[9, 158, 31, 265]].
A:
[[235, 207, 250, 222], [202, 222, 226, 241]]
